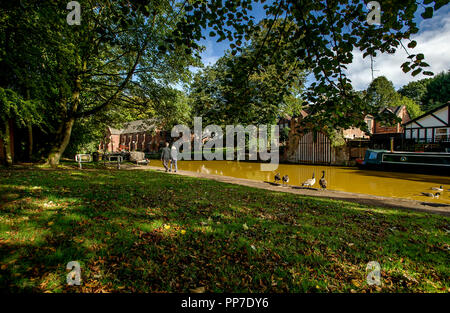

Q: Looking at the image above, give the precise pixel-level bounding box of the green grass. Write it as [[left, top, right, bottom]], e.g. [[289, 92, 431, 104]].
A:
[[0, 167, 449, 293]]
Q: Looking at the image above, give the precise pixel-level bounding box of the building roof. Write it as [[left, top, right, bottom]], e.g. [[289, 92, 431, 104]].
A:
[[381, 106, 403, 116], [121, 119, 157, 134], [108, 127, 122, 135], [107, 119, 159, 135], [403, 102, 450, 126]]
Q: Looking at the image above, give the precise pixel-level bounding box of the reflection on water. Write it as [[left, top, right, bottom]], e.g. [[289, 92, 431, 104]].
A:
[[153, 160, 450, 204]]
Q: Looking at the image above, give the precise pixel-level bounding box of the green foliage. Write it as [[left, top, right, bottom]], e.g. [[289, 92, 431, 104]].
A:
[[327, 129, 346, 148], [190, 20, 306, 127], [0, 88, 42, 129], [398, 78, 433, 106], [421, 71, 450, 111], [396, 95, 424, 119], [365, 76, 400, 109], [1, 0, 447, 162], [0, 0, 203, 163], [363, 76, 425, 123]]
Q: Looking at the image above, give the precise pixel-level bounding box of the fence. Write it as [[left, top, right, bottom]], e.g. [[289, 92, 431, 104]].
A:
[[289, 132, 335, 164]]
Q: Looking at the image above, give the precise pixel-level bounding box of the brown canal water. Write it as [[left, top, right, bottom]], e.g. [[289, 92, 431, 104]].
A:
[[153, 160, 450, 204]]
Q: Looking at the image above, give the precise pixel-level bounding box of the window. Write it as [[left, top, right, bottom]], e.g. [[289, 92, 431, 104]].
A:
[[366, 119, 373, 131], [435, 128, 450, 142]]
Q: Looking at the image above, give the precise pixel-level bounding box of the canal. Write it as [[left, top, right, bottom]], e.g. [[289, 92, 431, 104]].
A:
[[154, 160, 450, 204]]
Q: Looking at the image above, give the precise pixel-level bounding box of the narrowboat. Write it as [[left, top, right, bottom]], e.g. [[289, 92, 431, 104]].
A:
[[356, 149, 450, 175]]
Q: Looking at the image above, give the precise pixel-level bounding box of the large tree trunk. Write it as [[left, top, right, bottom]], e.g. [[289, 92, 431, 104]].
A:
[[46, 117, 75, 167], [46, 75, 81, 167]]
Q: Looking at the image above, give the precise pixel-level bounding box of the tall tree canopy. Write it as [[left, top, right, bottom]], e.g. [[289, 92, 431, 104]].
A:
[[190, 20, 306, 127], [365, 76, 399, 109], [180, 0, 445, 132], [364, 76, 423, 119], [398, 77, 433, 107], [421, 71, 450, 111], [0, 0, 202, 166]]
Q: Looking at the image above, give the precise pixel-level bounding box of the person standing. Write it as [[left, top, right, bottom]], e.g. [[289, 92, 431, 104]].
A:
[[161, 142, 171, 172], [170, 144, 178, 173]]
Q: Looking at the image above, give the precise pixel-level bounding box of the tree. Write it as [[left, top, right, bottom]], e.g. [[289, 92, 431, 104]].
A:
[[2, 0, 446, 164], [398, 78, 433, 107], [176, 0, 445, 133], [0, 0, 201, 166], [422, 71, 450, 111], [364, 76, 424, 122], [0, 88, 42, 165], [397, 95, 424, 119], [190, 19, 306, 127], [365, 76, 400, 109]]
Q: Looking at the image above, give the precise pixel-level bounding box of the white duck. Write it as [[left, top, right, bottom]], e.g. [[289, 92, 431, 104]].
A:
[[302, 172, 316, 187], [431, 186, 444, 192]]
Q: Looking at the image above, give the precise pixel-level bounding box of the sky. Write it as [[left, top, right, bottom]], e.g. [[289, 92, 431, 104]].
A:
[[191, 2, 450, 91], [346, 4, 450, 90]]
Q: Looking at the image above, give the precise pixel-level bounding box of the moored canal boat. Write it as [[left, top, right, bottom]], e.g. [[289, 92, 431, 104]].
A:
[[356, 149, 450, 175]]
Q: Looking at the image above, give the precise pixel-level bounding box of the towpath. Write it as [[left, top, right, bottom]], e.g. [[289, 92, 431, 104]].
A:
[[124, 164, 450, 217]]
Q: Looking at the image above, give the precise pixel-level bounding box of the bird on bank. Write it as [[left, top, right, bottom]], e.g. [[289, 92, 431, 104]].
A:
[[302, 172, 316, 188], [274, 173, 281, 184], [421, 192, 440, 198], [282, 175, 289, 186], [319, 171, 327, 189], [431, 186, 444, 192]]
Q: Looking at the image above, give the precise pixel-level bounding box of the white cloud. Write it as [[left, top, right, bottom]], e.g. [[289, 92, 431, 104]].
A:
[[347, 10, 450, 90]]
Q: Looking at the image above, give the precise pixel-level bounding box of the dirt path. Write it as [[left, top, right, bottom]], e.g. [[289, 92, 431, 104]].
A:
[[124, 164, 450, 217]]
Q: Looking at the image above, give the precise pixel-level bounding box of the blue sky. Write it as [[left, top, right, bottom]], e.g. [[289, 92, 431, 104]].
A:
[[189, 2, 450, 91]]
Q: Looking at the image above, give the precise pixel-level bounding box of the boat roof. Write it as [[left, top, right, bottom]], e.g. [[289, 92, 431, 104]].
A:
[[367, 149, 450, 155]]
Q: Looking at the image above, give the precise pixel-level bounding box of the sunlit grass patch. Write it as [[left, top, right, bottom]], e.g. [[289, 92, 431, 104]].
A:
[[0, 168, 449, 293]]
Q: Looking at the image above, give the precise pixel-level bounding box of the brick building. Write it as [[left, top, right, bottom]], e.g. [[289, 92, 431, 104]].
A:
[[374, 106, 411, 134], [99, 119, 169, 153]]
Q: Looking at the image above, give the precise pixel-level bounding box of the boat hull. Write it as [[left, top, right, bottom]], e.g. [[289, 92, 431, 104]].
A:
[[357, 150, 450, 176], [357, 162, 450, 176]]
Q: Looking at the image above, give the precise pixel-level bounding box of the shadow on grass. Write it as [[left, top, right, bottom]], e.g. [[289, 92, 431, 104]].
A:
[[0, 168, 449, 293]]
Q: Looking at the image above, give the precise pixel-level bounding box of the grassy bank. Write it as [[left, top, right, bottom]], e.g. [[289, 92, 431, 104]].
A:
[[0, 167, 449, 293]]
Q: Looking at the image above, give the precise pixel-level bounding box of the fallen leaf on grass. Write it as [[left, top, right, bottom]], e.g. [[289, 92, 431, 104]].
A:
[[190, 286, 205, 293]]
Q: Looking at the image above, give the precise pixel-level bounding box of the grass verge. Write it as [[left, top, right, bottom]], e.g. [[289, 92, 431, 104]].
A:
[[0, 167, 449, 292]]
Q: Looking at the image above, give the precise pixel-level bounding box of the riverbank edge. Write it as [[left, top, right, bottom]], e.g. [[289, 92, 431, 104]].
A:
[[131, 165, 450, 217]]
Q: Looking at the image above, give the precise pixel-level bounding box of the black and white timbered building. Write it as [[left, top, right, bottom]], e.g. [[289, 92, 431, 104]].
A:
[[403, 102, 450, 145]]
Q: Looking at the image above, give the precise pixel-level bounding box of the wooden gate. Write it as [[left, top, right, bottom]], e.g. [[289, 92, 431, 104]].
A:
[[291, 132, 335, 164]]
